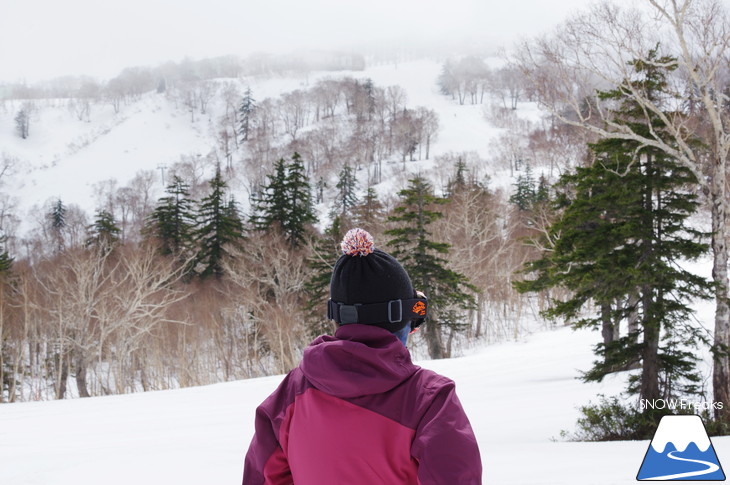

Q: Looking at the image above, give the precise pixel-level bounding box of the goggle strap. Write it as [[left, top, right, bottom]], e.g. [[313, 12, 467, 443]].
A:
[[327, 298, 428, 325]]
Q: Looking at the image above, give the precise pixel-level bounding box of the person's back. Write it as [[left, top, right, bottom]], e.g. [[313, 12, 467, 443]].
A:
[[242, 229, 482, 484]]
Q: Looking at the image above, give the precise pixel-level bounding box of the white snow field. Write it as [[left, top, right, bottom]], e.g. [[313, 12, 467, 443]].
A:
[[2, 323, 728, 485]]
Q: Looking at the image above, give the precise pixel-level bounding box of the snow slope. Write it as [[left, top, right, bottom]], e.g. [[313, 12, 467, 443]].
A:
[[0, 59, 502, 237], [2, 324, 727, 485]]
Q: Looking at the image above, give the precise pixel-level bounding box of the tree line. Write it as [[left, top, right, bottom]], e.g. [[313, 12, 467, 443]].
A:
[[0, 146, 535, 402]]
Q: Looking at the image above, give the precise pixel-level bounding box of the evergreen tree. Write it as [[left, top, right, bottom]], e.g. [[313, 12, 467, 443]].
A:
[[238, 87, 256, 143], [315, 177, 326, 204], [284, 153, 316, 247], [332, 163, 359, 220], [250, 158, 288, 232], [351, 187, 385, 231], [304, 217, 344, 337], [445, 158, 468, 198], [515, 50, 711, 407], [47, 199, 66, 253], [363, 78, 376, 120], [385, 175, 475, 359], [535, 174, 550, 203], [194, 169, 245, 279], [509, 164, 536, 210], [146, 176, 196, 257], [0, 235, 13, 275], [251, 153, 316, 248], [14, 109, 29, 139], [86, 209, 121, 251]]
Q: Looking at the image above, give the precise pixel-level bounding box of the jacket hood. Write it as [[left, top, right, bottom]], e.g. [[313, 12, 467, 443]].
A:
[[300, 324, 418, 399]]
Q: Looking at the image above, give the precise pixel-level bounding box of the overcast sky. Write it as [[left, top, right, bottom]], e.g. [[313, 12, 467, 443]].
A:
[[0, 0, 590, 82]]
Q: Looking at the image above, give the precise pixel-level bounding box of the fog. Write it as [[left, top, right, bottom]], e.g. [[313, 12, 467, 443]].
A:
[[0, 0, 589, 82]]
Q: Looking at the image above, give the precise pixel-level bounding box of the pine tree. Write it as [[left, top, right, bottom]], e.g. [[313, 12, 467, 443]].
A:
[[251, 153, 316, 248], [445, 158, 468, 198], [86, 209, 121, 251], [238, 87, 256, 143], [385, 175, 475, 359], [146, 176, 196, 257], [515, 50, 711, 406], [284, 153, 316, 247], [47, 199, 66, 253], [315, 177, 326, 204], [332, 163, 359, 220], [351, 187, 385, 231], [363, 78, 376, 120], [14, 109, 29, 139], [250, 158, 288, 232], [509, 164, 536, 210], [304, 217, 344, 338], [535, 174, 550, 203], [194, 169, 245, 279], [0, 235, 13, 275]]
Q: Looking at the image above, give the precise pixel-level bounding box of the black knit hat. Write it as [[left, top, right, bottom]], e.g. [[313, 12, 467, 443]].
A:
[[329, 228, 414, 332]]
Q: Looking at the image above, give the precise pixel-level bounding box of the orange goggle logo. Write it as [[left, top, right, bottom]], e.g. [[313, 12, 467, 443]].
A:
[[412, 301, 427, 316]]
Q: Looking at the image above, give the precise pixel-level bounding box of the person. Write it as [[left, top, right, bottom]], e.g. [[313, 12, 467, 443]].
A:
[[242, 228, 482, 485]]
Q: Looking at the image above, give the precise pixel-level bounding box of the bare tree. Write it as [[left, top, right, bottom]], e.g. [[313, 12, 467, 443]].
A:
[[63, 204, 89, 249], [217, 124, 236, 174], [104, 78, 125, 114], [279, 90, 310, 141], [220, 82, 241, 149], [312, 79, 341, 120], [436, 183, 520, 341], [196, 81, 216, 115], [392, 108, 420, 164], [417, 107, 439, 160], [169, 154, 213, 199], [224, 232, 310, 374], [385, 85, 407, 125], [514, 0, 730, 421], [33, 243, 190, 398], [489, 66, 525, 110], [438, 57, 490, 105]]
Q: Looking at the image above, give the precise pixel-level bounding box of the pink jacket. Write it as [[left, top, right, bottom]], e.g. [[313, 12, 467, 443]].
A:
[[242, 324, 482, 484]]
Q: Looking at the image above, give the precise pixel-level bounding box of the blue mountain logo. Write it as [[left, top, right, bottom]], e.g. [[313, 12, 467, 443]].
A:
[[637, 415, 725, 481]]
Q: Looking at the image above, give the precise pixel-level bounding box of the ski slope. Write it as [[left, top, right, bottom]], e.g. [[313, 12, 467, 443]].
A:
[[2, 323, 727, 485], [0, 60, 504, 238]]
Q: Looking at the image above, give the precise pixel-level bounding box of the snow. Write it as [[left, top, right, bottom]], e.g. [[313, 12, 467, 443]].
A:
[[651, 415, 713, 453], [0, 59, 506, 238], [0, 94, 212, 235], [1, 324, 727, 484]]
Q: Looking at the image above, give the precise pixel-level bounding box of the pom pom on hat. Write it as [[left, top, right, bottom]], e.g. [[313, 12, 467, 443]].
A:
[[340, 228, 375, 257]]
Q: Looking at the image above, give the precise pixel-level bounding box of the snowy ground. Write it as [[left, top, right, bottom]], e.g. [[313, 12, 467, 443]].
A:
[[2, 323, 727, 485]]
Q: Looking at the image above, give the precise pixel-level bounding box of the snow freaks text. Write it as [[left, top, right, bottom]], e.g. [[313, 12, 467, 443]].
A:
[[640, 399, 724, 412]]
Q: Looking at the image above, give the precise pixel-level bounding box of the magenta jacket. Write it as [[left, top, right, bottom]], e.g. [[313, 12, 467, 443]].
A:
[[242, 324, 482, 485]]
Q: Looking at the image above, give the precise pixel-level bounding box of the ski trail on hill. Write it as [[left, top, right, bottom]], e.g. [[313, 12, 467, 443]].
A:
[[640, 450, 719, 480]]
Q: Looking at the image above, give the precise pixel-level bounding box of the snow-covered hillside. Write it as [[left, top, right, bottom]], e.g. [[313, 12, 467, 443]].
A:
[[0, 60, 506, 238], [6, 324, 726, 485]]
